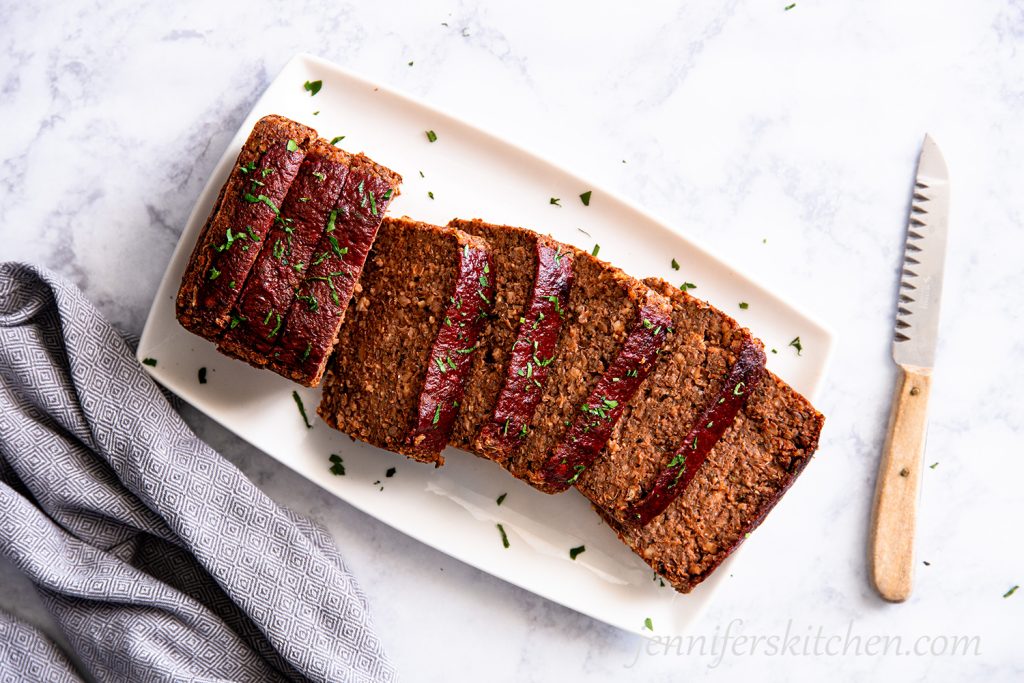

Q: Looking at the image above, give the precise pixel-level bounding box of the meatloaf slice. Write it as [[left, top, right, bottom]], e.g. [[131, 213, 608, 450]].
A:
[[599, 288, 824, 592], [446, 219, 574, 460], [317, 218, 493, 465], [494, 250, 673, 493], [267, 152, 402, 386], [216, 139, 352, 366], [176, 115, 317, 338], [575, 277, 766, 527]]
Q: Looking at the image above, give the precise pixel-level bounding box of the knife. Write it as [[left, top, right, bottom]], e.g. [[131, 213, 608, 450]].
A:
[[869, 134, 950, 602]]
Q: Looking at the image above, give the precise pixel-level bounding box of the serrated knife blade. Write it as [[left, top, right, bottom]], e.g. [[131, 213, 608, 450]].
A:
[[870, 134, 951, 603], [892, 134, 950, 368]]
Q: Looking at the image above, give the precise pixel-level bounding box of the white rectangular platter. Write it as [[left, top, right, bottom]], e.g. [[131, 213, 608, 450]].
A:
[[139, 53, 834, 637]]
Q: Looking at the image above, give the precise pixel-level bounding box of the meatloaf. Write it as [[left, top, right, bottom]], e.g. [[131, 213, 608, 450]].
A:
[[216, 139, 352, 366], [268, 152, 401, 386], [176, 115, 317, 338], [446, 219, 574, 461], [597, 284, 824, 593], [317, 218, 493, 465], [575, 277, 766, 527], [491, 249, 673, 493]]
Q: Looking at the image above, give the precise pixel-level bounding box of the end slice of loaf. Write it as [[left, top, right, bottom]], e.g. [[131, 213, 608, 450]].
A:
[[597, 282, 824, 593], [176, 115, 317, 338], [317, 218, 493, 465]]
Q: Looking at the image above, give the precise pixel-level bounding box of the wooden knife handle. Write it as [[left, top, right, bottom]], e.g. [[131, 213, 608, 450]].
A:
[[869, 365, 932, 602]]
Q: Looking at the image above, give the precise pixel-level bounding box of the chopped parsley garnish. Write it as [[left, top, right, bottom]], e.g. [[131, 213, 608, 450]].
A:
[[302, 343, 312, 361], [329, 135, 345, 146], [428, 191, 435, 200], [328, 234, 348, 258], [382, 188, 394, 201], [643, 617, 653, 631], [784, 3, 796, 10], [312, 171, 326, 181], [579, 190, 592, 206], [328, 453, 346, 475], [929, 462, 939, 469], [303, 79, 323, 96], [1005, 585, 1019, 598], [496, 523, 510, 549], [243, 193, 280, 214], [292, 391, 312, 429], [208, 267, 221, 280], [368, 189, 378, 216], [229, 315, 245, 329], [569, 545, 586, 560], [263, 309, 274, 325], [239, 161, 257, 174], [432, 404, 442, 425], [386, 467, 396, 478], [789, 336, 803, 355], [408, 60, 414, 66], [326, 209, 338, 232], [313, 110, 320, 116], [550, 197, 561, 206], [739, 302, 749, 309], [591, 244, 600, 257], [566, 463, 586, 485], [671, 258, 680, 270], [268, 313, 283, 338], [680, 282, 697, 292], [286, 139, 299, 152], [496, 492, 507, 506], [296, 293, 319, 311], [141, 357, 157, 367], [198, 367, 207, 384], [425, 130, 438, 143]]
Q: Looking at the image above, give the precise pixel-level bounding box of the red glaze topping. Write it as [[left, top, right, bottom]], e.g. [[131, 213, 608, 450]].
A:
[[274, 168, 397, 378], [624, 338, 766, 526], [198, 139, 305, 317], [225, 149, 349, 354], [541, 300, 673, 491], [406, 240, 495, 458], [477, 241, 574, 460]]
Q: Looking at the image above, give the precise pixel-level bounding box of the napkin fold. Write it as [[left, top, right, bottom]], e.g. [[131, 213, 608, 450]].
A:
[[0, 262, 397, 683]]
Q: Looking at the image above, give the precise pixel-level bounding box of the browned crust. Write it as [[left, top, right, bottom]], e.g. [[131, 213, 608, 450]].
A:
[[176, 115, 317, 339]]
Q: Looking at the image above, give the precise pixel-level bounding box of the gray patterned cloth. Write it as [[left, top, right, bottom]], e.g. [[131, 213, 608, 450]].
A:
[[0, 262, 397, 683]]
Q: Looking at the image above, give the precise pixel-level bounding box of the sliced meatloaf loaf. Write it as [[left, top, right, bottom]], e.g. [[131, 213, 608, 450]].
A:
[[576, 277, 767, 528], [446, 219, 575, 460], [490, 249, 673, 493], [268, 152, 401, 386], [597, 284, 824, 593], [176, 115, 317, 338], [216, 139, 352, 366], [317, 218, 493, 465]]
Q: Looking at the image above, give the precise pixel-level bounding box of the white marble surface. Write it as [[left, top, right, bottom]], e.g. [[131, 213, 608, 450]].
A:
[[1, 0, 1022, 680]]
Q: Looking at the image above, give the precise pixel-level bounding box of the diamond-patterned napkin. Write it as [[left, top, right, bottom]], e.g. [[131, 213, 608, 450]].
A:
[[0, 263, 397, 683]]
